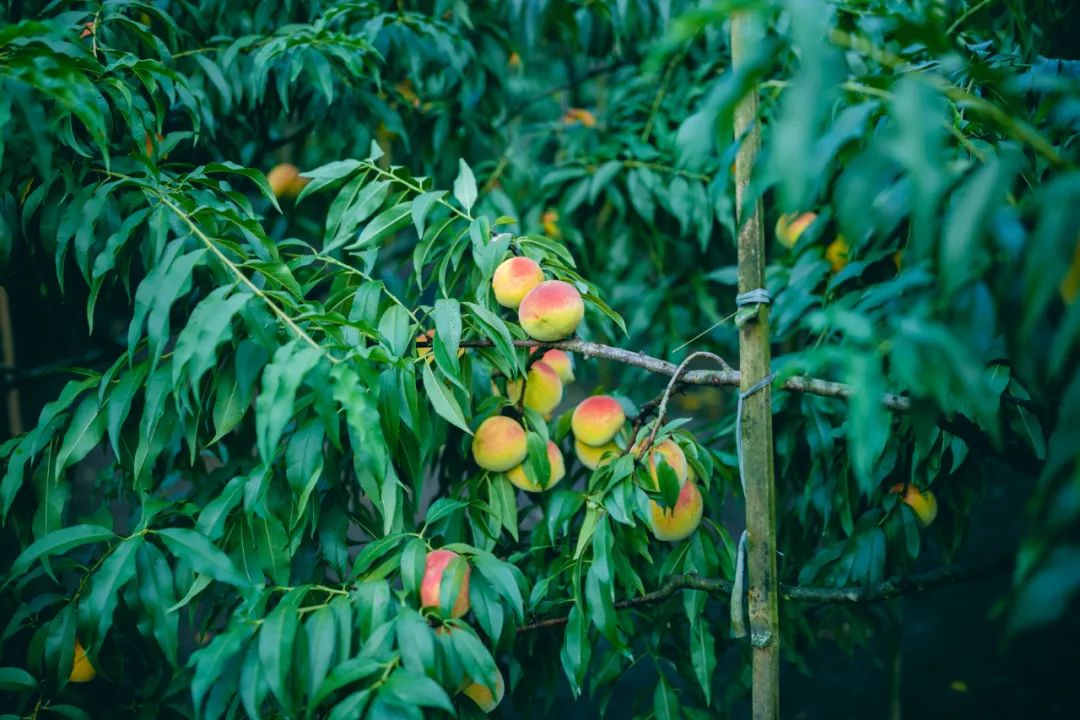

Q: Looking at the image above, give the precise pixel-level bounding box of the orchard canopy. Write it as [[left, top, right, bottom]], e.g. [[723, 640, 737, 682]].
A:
[[1, 1, 1079, 719]]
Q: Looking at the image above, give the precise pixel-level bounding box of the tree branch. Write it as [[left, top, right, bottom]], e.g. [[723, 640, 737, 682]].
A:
[[516, 557, 1010, 632], [446, 338, 912, 411]]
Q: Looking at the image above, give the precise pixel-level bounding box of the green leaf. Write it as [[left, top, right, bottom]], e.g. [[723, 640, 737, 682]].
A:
[[195, 476, 247, 542], [348, 202, 412, 250], [690, 620, 717, 706], [312, 657, 382, 710], [8, 524, 115, 578], [328, 690, 372, 720], [559, 604, 590, 697], [412, 191, 445, 238], [421, 363, 472, 435], [212, 341, 267, 442], [304, 605, 338, 703], [380, 671, 453, 713], [79, 536, 143, 649], [453, 159, 477, 213], [654, 674, 679, 720], [378, 304, 412, 358], [255, 342, 323, 463], [0, 667, 36, 693], [394, 607, 436, 674], [259, 590, 302, 711], [156, 528, 250, 588], [172, 286, 251, 393], [53, 395, 105, 481], [135, 542, 178, 665]]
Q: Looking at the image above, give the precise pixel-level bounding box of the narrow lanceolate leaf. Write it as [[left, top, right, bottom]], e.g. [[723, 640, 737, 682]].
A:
[[654, 675, 679, 720], [8, 524, 116, 578], [0, 667, 36, 692], [691, 620, 717, 706], [156, 528, 250, 588], [172, 286, 251, 392], [135, 542, 178, 665], [421, 363, 472, 435], [347, 201, 412, 250], [259, 590, 302, 712], [80, 535, 143, 648], [53, 395, 105, 480], [453, 159, 477, 213], [255, 342, 323, 463], [411, 190, 445, 238]]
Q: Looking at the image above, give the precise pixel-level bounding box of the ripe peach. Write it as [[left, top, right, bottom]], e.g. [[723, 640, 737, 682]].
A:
[[267, 163, 307, 198], [506, 441, 565, 492], [649, 481, 704, 542], [540, 349, 574, 383], [571, 395, 625, 447], [462, 668, 505, 713], [636, 438, 688, 490], [471, 416, 528, 472], [518, 280, 584, 341], [492, 256, 545, 309], [420, 549, 470, 618], [889, 483, 938, 527], [574, 437, 619, 470], [506, 362, 563, 415], [775, 212, 817, 248], [69, 638, 95, 683]]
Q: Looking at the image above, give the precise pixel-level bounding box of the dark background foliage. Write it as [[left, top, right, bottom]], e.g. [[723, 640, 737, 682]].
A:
[[1, 0, 1078, 718]]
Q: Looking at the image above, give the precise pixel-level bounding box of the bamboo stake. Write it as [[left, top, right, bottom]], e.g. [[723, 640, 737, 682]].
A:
[[731, 12, 780, 720]]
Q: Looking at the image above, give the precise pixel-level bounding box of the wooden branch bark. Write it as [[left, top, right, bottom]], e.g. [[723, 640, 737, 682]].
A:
[[446, 338, 914, 411], [516, 557, 1010, 632]]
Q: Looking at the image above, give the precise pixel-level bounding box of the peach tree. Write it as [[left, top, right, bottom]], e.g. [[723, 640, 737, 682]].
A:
[[1, 1, 1078, 719]]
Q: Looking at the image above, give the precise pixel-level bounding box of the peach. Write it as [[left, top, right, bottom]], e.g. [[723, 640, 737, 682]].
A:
[[506, 441, 565, 492], [826, 236, 850, 273], [69, 638, 95, 683], [420, 549, 470, 618], [471, 416, 528, 472], [574, 437, 619, 470], [889, 483, 938, 527], [649, 481, 704, 542], [518, 280, 584, 341], [506, 362, 563, 415], [492, 256, 544, 309], [462, 668, 505, 713], [571, 396, 625, 447], [636, 438, 688, 490], [267, 163, 307, 198], [540, 349, 574, 383], [775, 212, 817, 248]]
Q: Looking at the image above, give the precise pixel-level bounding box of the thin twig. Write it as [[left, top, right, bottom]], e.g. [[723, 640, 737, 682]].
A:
[[517, 557, 1010, 632], [643, 351, 733, 454]]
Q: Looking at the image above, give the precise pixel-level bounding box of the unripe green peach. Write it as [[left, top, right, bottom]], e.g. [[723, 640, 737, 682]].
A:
[[506, 361, 563, 415], [540, 349, 574, 383], [492, 256, 544, 309], [889, 483, 938, 527], [420, 549, 470, 618], [518, 280, 584, 341], [462, 668, 505, 713], [648, 481, 704, 542], [571, 395, 625, 447], [471, 416, 528, 472], [635, 438, 688, 490], [574, 437, 619, 470], [507, 441, 565, 492], [775, 211, 817, 248]]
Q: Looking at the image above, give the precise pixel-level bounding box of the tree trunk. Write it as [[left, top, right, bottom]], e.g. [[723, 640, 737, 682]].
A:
[[731, 12, 780, 720]]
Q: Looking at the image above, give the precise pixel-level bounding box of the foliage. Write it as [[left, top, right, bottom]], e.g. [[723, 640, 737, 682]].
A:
[[0, 0, 1078, 718]]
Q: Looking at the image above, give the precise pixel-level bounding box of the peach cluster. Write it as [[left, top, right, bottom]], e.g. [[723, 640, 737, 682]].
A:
[[490, 256, 584, 342], [474, 348, 576, 493], [775, 210, 851, 273]]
